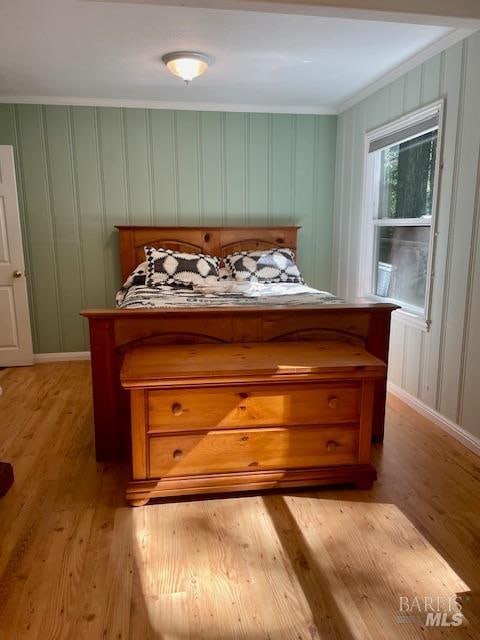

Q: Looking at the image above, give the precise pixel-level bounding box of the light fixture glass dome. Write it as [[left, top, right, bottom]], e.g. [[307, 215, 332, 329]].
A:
[[162, 52, 211, 83]]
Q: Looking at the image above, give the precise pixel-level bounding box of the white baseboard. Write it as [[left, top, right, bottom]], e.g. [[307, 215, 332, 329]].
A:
[[388, 381, 480, 457], [33, 351, 91, 363]]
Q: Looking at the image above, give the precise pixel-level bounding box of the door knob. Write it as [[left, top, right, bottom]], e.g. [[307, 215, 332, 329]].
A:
[[13, 270, 23, 278]]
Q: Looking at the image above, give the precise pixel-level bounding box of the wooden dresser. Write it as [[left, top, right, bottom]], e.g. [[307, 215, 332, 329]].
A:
[[120, 341, 386, 505]]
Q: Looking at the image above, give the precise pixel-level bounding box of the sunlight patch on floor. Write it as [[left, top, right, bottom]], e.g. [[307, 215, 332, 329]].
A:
[[130, 493, 471, 639]]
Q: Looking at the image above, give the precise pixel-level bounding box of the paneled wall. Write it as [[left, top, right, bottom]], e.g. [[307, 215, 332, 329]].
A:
[[0, 106, 337, 353], [333, 31, 480, 441]]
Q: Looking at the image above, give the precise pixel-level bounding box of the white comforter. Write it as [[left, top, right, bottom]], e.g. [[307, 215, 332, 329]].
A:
[[191, 281, 329, 297]]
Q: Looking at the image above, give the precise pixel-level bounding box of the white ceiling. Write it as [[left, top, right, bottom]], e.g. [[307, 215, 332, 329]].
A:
[[0, 0, 459, 112]]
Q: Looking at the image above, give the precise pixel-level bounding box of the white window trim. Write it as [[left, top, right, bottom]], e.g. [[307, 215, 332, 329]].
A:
[[358, 99, 445, 332]]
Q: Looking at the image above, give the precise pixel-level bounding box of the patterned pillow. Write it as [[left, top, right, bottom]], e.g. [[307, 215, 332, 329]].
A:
[[129, 261, 147, 287], [145, 246, 220, 288], [115, 261, 148, 307], [118, 261, 149, 290], [224, 248, 304, 284]]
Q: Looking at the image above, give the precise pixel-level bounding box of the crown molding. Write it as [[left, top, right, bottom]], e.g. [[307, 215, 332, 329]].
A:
[[337, 27, 476, 113], [89, 1, 480, 28], [0, 95, 336, 116]]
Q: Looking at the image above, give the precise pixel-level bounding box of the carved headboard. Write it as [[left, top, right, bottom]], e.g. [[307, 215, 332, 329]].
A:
[[115, 225, 301, 283]]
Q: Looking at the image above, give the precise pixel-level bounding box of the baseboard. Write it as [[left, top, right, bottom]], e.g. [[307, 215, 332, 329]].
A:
[[387, 381, 480, 457], [33, 351, 91, 363]]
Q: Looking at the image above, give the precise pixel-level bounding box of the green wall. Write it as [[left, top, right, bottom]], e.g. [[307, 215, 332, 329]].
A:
[[333, 31, 480, 442], [0, 105, 337, 353]]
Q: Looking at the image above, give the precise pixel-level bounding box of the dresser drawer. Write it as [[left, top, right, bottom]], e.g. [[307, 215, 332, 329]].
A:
[[147, 382, 361, 433], [148, 426, 359, 477]]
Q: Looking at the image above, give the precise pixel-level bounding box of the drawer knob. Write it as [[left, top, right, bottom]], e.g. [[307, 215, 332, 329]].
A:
[[173, 449, 183, 461], [171, 402, 183, 416], [326, 441, 338, 452], [328, 395, 338, 409]]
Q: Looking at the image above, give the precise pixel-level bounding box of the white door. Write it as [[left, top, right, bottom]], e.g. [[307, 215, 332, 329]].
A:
[[0, 146, 33, 366]]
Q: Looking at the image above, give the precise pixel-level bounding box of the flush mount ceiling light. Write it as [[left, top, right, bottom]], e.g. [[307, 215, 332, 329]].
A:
[[162, 51, 211, 84]]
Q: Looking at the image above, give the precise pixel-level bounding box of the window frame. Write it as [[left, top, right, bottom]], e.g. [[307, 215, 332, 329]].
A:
[[359, 100, 444, 331]]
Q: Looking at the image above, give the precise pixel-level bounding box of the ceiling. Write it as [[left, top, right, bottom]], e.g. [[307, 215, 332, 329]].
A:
[[0, 0, 462, 113]]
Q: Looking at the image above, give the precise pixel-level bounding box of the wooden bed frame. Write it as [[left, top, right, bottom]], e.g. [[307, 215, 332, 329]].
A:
[[81, 225, 397, 461]]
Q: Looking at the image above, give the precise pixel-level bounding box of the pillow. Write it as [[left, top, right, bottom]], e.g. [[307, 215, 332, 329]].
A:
[[115, 261, 149, 307], [119, 261, 147, 290], [145, 246, 220, 288], [224, 248, 304, 284], [129, 261, 148, 286]]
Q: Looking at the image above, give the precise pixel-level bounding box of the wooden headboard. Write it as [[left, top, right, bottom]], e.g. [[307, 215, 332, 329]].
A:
[[115, 226, 301, 283]]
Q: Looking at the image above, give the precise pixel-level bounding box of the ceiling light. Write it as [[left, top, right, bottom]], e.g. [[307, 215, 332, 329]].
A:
[[162, 51, 211, 84]]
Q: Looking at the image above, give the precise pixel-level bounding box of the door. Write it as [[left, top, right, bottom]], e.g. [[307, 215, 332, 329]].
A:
[[0, 146, 33, 366]]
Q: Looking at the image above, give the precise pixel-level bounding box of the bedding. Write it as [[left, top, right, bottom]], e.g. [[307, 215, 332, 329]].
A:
[[224, 248, 304, 284], [116, 253, 339, 309], [116, 276, 339, 309]]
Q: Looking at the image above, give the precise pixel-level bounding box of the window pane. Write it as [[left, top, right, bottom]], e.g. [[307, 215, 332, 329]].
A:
[[374, 226, 430, 309], [377, 129, 437, 220]]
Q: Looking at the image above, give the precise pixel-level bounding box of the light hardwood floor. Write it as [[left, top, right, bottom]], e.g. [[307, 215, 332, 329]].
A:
[[0, 362, 479, 639]]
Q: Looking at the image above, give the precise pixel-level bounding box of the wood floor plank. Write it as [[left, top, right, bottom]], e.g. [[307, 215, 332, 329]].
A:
[[0, 363, 479, 639]]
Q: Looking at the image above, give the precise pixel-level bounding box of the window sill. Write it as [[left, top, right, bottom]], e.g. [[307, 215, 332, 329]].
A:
[[364, 295, 430, 331], [393, 308, 430, 332]]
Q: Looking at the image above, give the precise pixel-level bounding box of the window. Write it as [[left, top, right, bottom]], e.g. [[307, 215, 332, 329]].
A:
[[362, 102, 443, 326]]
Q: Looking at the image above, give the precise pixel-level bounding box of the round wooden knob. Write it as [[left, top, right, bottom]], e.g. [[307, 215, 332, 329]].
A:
[[326, 441, 338, 452], [171, 402, 183, 416], [328, 396, 338, 409], [173, 449, 183, 461]]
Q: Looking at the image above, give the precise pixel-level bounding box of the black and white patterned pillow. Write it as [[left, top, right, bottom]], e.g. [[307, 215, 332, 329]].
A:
[[115, 261, 148, 306], [224, 248, 304, 284], [145, 247, 220, 288], [119, 261, 148, 289]]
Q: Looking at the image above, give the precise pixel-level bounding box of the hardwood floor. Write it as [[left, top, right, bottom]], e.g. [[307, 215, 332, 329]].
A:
[[0, 362, 479, 639]]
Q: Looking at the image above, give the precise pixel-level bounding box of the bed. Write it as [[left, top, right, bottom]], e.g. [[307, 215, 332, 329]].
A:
[[81, 225, 397, 461]]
